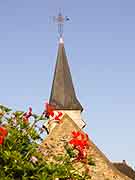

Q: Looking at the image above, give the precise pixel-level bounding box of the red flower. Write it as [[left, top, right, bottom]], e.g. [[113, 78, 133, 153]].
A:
[[76, 150, 85, 160], [72, 131, 81, 138], [44, 102, 63, 124], [23, 107, 32, 124], [0, 127, 8, 137], [69, 139, 80, 147], [69, 131, 89, 160], [69, 131, 88, 148], [44, 103, 55, 117], [0, 136, 4, 145], [25, 107, 32, 118], [54, 111, 63, 123], [0, 126, 8, 145]]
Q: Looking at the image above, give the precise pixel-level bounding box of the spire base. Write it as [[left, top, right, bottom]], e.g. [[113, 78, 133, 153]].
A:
[[59, 37, 64, 44]]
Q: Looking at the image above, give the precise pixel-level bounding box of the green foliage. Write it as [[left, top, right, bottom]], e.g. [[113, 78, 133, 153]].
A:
[[0, 105, 94, 180], [87, 157, 96, 166], [65, 146, 76, 158]]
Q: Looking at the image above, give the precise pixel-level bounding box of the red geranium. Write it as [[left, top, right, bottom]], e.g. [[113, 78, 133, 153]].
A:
[[72, 131, 81, 138], [69, 131, 89, 160], [23, 107, 32, 124], [0, 136, 4, 144], [44, 103, 63, 124], [44, 103, 55, 118], [0, 127, 8, 137], [0, 126, 8, 145], [54, 111, 63, 123]]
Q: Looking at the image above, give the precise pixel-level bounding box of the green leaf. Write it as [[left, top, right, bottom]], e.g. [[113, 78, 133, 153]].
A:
[[87, 156, 96, 166]]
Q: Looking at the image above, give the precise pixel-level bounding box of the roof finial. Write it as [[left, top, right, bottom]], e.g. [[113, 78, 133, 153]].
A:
[[53, 9, 70, 39]]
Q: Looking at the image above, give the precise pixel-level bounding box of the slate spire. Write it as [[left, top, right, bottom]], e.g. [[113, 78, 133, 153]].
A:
[[49, 38, 83, 111]]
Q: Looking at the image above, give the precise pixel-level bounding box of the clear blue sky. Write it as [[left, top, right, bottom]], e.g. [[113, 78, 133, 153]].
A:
[[0, 0, 135, 167]]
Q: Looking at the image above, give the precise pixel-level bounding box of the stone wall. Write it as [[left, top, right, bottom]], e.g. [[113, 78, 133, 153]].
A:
[[41, 114, 131, 180]]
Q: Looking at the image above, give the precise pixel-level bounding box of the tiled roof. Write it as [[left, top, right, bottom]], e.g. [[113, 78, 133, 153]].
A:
[[49, 39, 83, 111], [113, 161, 135, 179]]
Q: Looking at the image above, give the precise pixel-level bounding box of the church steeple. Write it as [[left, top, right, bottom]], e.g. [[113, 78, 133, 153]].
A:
[[47, 11, 85, 130], [49, 38, 83, 112]]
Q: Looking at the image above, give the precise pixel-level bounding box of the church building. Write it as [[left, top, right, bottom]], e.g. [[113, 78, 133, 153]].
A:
[[42, 12, 134, 180]]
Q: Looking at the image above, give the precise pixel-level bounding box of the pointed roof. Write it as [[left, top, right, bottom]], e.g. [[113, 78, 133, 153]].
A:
[[113, 161, 135, 179], [49, 38, 83, 111], [41, 114, 131, 180]]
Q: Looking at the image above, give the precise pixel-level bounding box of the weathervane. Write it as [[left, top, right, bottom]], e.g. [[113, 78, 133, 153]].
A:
[[53, 10, 70, 38]]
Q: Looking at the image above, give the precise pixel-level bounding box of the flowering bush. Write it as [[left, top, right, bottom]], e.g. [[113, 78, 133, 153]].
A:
[[0, 104, 94, 180]]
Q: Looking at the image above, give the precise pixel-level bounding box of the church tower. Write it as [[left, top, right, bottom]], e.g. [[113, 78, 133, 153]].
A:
[[48, 12, 86, 131], [41, 12, 132, 180], [49, 37, 85, 129]]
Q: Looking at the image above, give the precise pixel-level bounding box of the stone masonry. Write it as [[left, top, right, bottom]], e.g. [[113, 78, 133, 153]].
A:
[[41, 114, 131, 180]]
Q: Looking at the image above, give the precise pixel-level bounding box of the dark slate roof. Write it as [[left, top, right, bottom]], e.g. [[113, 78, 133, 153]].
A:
[[49, 39, 83, 111], [113, 161, 135, 179]]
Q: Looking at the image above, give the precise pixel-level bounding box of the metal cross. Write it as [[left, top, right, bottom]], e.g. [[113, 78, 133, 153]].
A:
[[53, 11, 70, 38]]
